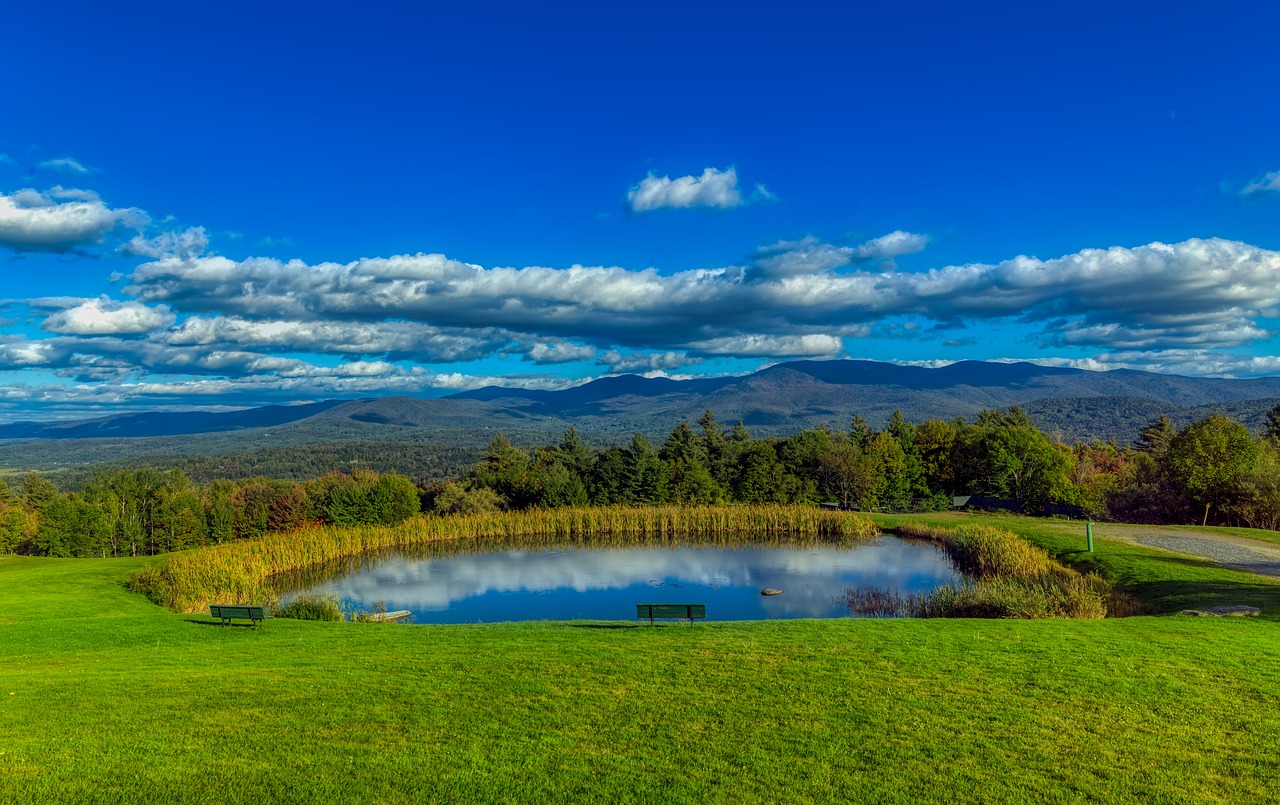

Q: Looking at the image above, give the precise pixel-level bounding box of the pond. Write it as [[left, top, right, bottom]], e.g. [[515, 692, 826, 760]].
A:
[[278, 535, 964, 623]]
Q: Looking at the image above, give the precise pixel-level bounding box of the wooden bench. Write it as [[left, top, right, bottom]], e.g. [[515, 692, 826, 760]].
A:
[[209, 604, 265, 629], [636, 603, 705, 626]]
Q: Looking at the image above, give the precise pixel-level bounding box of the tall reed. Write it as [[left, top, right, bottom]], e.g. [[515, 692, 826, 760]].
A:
[[893, 522, 1136, 618], [130, 505, 879, 613]]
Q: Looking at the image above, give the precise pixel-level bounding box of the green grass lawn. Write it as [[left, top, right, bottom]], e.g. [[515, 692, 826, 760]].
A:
[[3, 516, 1279, 804]]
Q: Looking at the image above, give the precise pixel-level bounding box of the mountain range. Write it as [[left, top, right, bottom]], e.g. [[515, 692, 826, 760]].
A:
[[2, 360, 1279, 472]]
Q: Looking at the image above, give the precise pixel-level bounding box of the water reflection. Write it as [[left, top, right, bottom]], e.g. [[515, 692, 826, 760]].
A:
[[278, 535, 962, 623]]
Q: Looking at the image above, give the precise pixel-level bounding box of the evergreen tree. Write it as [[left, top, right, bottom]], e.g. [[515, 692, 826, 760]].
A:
[[887, 409, 929, 503], [776, 428, 833, 503], [1134, 415, 1177, 458], [733, 441, 785, 503], [556, 427, 595, 481], [469, 434, 535, 508], [18, 473, 59, 509], [849, 416, 873, 448], [663, 421, 721, 502], [623, 433, 668, 504], [697, 410, 736, 488], [588, 446, 629, 505], [536, 461, 590, 508], [867, 432, 908, 510], [915, 419, 958, 496], [660, 421, 704, 467], [1264, 402, 1280, 445]]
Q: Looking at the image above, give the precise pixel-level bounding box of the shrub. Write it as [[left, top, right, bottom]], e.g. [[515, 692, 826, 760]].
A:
[[276, 594, 345, 621]]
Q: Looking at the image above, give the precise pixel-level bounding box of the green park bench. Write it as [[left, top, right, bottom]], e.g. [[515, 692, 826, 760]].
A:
[[636, 603, 706, 626], [209, 604, 266, 629]]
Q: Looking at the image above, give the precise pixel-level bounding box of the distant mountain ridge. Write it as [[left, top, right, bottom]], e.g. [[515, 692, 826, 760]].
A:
[[2, 362, 1279, 464], [0, 400, 347, 440]]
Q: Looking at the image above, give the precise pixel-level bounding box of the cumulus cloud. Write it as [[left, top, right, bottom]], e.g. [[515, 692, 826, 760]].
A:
[[124, 237, 1280, 360], [1240, 169, 1280, 200], [122, 227, 210, 260], [892, 238, 1280, 350], [424, 372, 584, 392], [0, 333, 588, 401], [748, 231, 929, 281], [0, 188, 147, 252], [749, 237, 853, 280], [686, 333, 843, 357], [598, 350, 696, 374], [524, 341, 597, 364], [40, 297, 176, 335], [627, 167, 763, 212], [850, 230, 930, 262], [9, 232, 1280, 419], [156, 315, 509, 363]]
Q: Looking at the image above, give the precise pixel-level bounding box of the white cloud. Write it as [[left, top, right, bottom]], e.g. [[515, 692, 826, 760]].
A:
[[748, 231, 929, 281], [525, 341, 597, 364], [0, 188, 148, 252], [38, 157, 94, 175], [1013, 351, 1280, 379], [156, 315, 509, 362], [47, 186, 101, 202], [598, 350, 695, 373], [850, 230, 930, 261], [423, 372, 579, 392], [886, 358, 961, 369], [40, 297, 176, 336], [122, 227, 210, 260], [627, 167, 756, 212], [1240, 169, 1280, 200], [8, 234, 1280, 419], [750, 237, 852, 280], [1050, 316, 1269, 350], [124, 237, 1280, 360], [686, 334, 842, 357]]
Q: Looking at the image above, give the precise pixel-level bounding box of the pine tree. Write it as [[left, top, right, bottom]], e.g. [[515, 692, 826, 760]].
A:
[[1264, 402, 1280, 444], [1134, 415, 1177, 458], [849, 416, 872, 448]]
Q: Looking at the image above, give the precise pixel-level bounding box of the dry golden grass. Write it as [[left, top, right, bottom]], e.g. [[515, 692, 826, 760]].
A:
[[894, 521, 1137, 618], [131, 505, 879, 612]]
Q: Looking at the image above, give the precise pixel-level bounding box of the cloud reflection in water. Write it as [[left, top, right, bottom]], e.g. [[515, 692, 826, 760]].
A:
[[292, 537, 961, 623]]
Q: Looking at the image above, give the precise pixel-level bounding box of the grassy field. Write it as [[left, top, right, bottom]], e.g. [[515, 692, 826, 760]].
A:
[[2, 514, 1279, 803]]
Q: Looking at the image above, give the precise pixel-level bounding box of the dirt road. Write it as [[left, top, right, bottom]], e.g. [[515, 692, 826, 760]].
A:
[[1082, 523, 1280, 578]]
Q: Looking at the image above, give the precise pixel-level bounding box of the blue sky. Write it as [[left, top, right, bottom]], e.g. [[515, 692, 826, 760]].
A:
[[3, 1, 1280, 420]]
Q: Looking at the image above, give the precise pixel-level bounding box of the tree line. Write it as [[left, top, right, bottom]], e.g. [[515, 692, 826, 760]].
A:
[[26, 441, 483, 491], [431, 406, 1280, 530], [3, 403, 1278, 558], [0, 468, 421, 557]]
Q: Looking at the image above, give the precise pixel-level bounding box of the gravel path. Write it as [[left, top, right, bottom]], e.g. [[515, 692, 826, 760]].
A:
[[1131, 534, 1280, 578]]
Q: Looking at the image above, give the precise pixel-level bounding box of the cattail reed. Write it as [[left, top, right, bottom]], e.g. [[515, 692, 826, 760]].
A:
[[131, 505, 879, 613], [893, 522, 1135, 618]]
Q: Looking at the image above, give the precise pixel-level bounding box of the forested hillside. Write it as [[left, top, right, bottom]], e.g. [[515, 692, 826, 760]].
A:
[[5, 403, 1278, 558], [4, 360, 1280, 476]]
